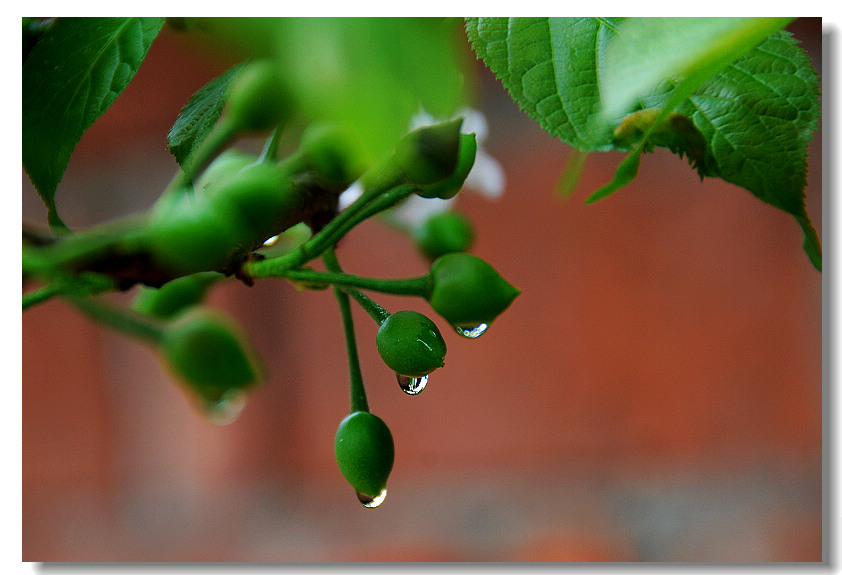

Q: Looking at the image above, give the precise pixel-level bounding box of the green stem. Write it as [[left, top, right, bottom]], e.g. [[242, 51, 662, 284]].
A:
[[22, 284, 60, 310], [68, 296, 166, 345], [281, 268, 429, 297], [244, 182, 418, 280], [345, 288, 390, 326], [323, 247, 368, 414]]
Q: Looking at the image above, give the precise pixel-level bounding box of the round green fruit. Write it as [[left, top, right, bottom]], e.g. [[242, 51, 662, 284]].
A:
[[375, 310, 447, 377], [413, 210, 475, 260], [225, 60, 288, 132]]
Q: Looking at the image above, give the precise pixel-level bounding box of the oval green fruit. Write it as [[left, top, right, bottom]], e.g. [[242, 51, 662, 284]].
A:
[[160, 307, 264, 406], [334, 411, 395, 500]]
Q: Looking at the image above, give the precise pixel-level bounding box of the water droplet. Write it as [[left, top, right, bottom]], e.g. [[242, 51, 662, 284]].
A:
[[204, 390, 247, 426], [455, 323, 488, 338], [396, 374, 428, 395], [356, 488, 387, 508]]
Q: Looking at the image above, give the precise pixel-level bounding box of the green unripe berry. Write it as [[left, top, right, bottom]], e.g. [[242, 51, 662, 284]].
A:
[[299, 123, 362, 186], [334, 411, 395, 501], [427, 253, 520, 329], [144, 193, 244, 277], [416, 133, 477, 200], [131, 271, 222, 319], [413, 211, 475, 260], [225, 60, 288, 132], [194, 150, 259, 194], [394, 118, 463, 186], [204, 161, 297, 245], [375, 310, 447, 377], [160, 307, 264, 406]]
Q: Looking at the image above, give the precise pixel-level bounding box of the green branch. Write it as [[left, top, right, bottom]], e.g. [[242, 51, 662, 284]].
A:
[[323, 247, 368, 414]]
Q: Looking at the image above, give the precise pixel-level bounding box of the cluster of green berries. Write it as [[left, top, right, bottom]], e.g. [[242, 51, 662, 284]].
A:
[[27, 60, 519, 508]]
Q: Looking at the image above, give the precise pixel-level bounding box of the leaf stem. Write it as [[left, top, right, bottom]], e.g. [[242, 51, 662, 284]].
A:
[[244, 181, 418, 279], [281, 268, 429, 297], [22, 284, 60, 310], [323, 247, 368, 414], [68, 296, 166, 344], [344, 288, 391, 326]]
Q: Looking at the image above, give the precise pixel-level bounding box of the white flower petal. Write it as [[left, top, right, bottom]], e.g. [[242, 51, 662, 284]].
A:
[[388, 195, 454, 230], [337, 181, 364, 211], [465, 151, 505, 199], [457, 107, 489, 144]]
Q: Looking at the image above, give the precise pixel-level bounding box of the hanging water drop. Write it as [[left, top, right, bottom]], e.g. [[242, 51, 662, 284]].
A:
[[356, 488, 388, 509], [204, 390, 248, 426], [455, 323, 488, 338], [396, 373, 428, 395]]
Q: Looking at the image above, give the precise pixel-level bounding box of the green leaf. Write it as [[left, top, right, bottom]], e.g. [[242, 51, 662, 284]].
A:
[[638, 30, 821, 269], [167, 62, 246, 168], [599, 18, 793, 122], [465, 17, 623, 151], [22, 17, 165, 226], [468, 17, 820, 269], [195, 18, 467, 169]]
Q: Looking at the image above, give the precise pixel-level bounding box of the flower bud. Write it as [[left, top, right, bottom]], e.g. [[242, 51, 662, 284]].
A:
[[394, 118, 463, 186], [416, 133, 477, 200], [299, 123, 362, 186], [131, 272, 221, 319], [225, 60, 289, 132], [427, 253, 520, 330]]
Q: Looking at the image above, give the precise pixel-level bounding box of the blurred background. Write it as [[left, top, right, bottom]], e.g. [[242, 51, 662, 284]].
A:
[[22, 18, 823, 562]]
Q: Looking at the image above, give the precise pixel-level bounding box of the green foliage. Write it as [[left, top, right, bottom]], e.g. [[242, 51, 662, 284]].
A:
[[22, 17, 820, 509], [465, 17, 821, 269], [167, 62, 245, 167], [198, 18, 468, 169], [22, 17, 165, 228], [465, 17, 622, 151]]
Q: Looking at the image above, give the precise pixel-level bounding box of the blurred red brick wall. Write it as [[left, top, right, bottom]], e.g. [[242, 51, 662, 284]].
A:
[[22, 19, 823, 561]]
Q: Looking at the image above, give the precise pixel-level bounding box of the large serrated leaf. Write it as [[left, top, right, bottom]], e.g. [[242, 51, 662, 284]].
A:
[[22, 17, 165, 226], [467, 17, 821, 270], [599, 18, 793, 122], [638, 30, 821, 269], [465, 17, 623, 151], [167, 62, 246, 168]]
